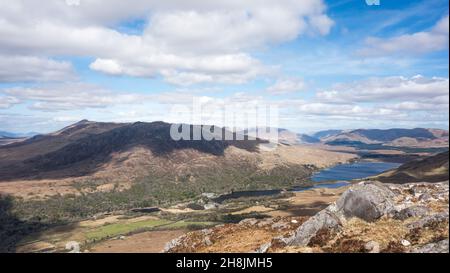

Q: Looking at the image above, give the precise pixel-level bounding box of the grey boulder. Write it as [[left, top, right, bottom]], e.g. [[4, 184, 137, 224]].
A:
[[407, 211, 449, 230], [289, 182, 397, 247], [289, 210, 341, 247], [335, 182, 396, 222], [393, 206, 430, 221]]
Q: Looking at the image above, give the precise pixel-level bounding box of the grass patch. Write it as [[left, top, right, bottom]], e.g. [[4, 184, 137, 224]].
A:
[[86, 219, 218, 241], [86, 219, 172, 241]]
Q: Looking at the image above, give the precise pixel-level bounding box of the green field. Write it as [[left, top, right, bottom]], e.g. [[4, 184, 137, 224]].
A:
[[86, 219, 216, 241]]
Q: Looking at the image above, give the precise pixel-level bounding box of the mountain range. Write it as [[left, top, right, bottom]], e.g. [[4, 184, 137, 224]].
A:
[[320, 128, 449, 147], [242, 127, 449, 148], [2, 120, 359, 204], [1, 122, 447, 183]]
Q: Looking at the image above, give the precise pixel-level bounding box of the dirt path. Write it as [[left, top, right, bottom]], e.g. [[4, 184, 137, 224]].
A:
[[89, 229, 187, 253]]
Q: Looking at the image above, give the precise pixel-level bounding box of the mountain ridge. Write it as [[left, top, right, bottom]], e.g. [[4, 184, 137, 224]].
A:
[[0, 121, 266, 181]]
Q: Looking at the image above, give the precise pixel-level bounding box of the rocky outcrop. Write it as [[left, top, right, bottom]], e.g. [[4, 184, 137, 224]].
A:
[[394, 206, 430, 220], [289, 210, 342, 246], [406, 211, 449, 230], [164, 181, 448, 253], [411, 239, 449, 253], [285, 181, 449, 252], [287, 181, 397, 247], [164, 217, 306, 253]]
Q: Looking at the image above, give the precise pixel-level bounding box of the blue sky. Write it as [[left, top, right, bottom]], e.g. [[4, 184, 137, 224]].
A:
[[0, 0, 448, 134]]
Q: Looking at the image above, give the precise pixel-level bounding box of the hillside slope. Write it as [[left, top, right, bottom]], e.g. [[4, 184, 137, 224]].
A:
[[0, 120, 125, 164], [0, 122, 265, 181], [377, 151, 449, 183]]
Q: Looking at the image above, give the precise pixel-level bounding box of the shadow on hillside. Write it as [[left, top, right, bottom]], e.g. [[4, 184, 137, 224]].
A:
[[282, 201, 330, 217], [0, 196, 63, 253], [378, 151, 449, 184], [0, 122, 267, 181]]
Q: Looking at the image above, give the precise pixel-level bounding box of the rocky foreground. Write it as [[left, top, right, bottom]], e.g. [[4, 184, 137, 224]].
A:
[[165, 181, 449, 253]]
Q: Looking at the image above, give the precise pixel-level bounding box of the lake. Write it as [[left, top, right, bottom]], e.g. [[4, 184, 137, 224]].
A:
[[213, 161, 402, 202], [310, 161, 402, 183]]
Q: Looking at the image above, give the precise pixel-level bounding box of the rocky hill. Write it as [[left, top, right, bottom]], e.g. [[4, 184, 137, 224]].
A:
[[0, 120, 125, 163], [165, 181, 449, 253], [0, 121, 265, 180]]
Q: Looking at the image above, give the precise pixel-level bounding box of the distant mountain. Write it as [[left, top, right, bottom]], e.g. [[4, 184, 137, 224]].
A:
[[321, 128, 449, 148], [312, 130, 343, 140], [377, 151, 449, 183], [0, 131, 36, 146], [243, 128, 319, 145], [351, 128, 437, 142], [239, 127, 449, 148], [0, 131, 39, 138], [297, 134, 320, 144], [0, 131, 18, 138]]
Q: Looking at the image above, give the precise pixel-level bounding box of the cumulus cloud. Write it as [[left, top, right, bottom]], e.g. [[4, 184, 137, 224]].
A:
[[0, 0, 333, 85], [89, 53, 269, 85], [317, 75, 449, 103], [387, 101, 449, 112], [1, 83, 150, 111], [358, 15, 449, 57], [0, 55, 75, 83], [266, 78, 305, 95], [274, 99, 403, 120]]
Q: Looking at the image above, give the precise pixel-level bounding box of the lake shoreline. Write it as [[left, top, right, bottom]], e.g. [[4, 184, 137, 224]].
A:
[[211, 159, 402, 203]]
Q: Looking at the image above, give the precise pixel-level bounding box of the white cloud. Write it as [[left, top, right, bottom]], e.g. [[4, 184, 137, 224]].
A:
[[0, 96, 20, 109], [89, 59, 123, 75], [0, 0, 333, 85], [277, 100, 402, 120], [317, 75, 449, 103], [308, 14, 334, 35], [90, 53, 269, 85], [146, 9, 306, 54], [1, 83, 150, 111], [0, 55, 75, 83], [266, 78, 305, 95], [358, 15, 449, 57], [388, 101, 449, 112]]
